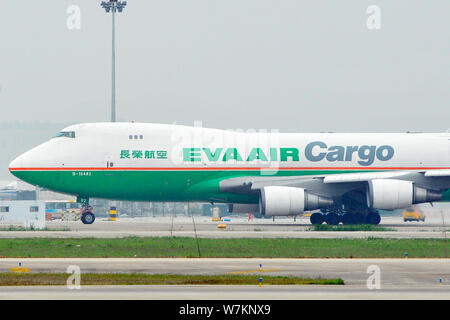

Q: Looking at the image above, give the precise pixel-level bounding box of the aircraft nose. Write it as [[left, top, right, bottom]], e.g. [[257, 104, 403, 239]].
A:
[[9, 153, 26, 178], [8, 140, 57, 186], [9, 155, 22, 169]]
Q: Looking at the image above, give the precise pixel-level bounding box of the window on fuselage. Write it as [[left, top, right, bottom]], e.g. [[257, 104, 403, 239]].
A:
[[55, 131, 75, 138]]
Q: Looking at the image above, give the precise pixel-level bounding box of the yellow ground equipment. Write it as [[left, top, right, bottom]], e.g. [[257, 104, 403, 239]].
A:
[[46, 199, 81, 221], [9, 262, 30, 273], [61, 209, 80, 221], [403, 207, 425, 222], [109, 206, 117, 221]]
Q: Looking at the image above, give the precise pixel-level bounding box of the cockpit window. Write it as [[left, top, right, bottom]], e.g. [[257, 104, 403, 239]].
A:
[[55, 131, 75, 138]]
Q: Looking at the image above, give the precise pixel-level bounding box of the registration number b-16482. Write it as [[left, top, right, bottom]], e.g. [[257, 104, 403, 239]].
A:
[[72, 171, 92, 177]]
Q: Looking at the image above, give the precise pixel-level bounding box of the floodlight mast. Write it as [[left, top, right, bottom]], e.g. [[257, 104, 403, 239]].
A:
[[101, 0, 127, 122]]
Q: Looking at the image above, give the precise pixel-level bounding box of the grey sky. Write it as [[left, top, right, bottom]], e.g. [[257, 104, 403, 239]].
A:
[[1, 1, 450, 135]]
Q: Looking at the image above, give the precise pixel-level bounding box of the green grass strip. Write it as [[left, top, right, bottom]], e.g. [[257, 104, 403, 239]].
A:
[[0, 273, 344, 286], [0, 237, 448, 258]]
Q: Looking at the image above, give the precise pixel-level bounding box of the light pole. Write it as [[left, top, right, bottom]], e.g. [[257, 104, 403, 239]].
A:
[[101, 0, 127, 122]]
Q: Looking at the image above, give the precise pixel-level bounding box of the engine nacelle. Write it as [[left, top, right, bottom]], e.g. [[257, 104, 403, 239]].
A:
[[367, 179, 442, 210], [259, 186, 333, 216]]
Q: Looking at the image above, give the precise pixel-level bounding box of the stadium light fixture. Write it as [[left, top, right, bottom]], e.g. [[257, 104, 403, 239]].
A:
[[101, 0, 127, 122]]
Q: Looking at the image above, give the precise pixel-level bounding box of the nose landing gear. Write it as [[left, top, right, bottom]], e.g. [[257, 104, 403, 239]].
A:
[[81, 209, 96, 224], [78, 197, 96, 225]]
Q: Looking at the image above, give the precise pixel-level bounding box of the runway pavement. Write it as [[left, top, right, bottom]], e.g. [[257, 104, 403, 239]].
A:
[[0, 285, 448, 300], [0, 216, 449, 238], [1, 216, 449, 299], [0, 258, 449, 299], [0, 230, 448, 238], [1, 258, 449, 286]]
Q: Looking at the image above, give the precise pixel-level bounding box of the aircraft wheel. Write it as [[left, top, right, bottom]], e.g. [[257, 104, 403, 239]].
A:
[[352, 213, 365, 224], [366, 212, 381, 225], [310, 212, 324, 225], [342, 213, 355, 225], [325, 213, 339, 225], [81, 212, 96, 225]]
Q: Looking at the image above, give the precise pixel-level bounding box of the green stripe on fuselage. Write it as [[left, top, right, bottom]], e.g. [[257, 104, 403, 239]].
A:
[[11, 169, 376, 203], [15, 169, 441, 203]]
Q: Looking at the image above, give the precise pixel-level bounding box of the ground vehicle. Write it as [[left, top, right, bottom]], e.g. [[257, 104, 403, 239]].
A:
[[403, 207, 425, 222], [45, 200, 81, 221]]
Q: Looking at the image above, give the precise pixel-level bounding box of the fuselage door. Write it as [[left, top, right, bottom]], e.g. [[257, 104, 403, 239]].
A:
[[105, 153, 114, 168]]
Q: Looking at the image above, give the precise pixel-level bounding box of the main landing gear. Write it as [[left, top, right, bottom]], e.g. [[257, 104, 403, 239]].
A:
[[310, 209, 381, 225], [78, 197, 96, 225]]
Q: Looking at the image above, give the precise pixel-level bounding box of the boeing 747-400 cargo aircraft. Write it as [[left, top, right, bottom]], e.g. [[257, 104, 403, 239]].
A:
[[9, 122, 450, 224]]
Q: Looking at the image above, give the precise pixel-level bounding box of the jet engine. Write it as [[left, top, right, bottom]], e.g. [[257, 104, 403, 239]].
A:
[[367, 179, 442, 210], [259, 186, 333, 216]]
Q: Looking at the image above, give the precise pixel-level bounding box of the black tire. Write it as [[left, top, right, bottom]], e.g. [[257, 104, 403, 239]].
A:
[[366, 213, 381, 225], [342, 213, 355, 225], [325, 213, 339, 225], [81, 212, 95, 225], [310, 212, 324, 225], [353, 214, 365, 224]]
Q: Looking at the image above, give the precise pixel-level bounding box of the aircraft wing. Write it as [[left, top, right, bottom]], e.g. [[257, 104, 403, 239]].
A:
[[424, 170, 450, 177], [322, 171, 411, 183], [219, 170, 449, 200]]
